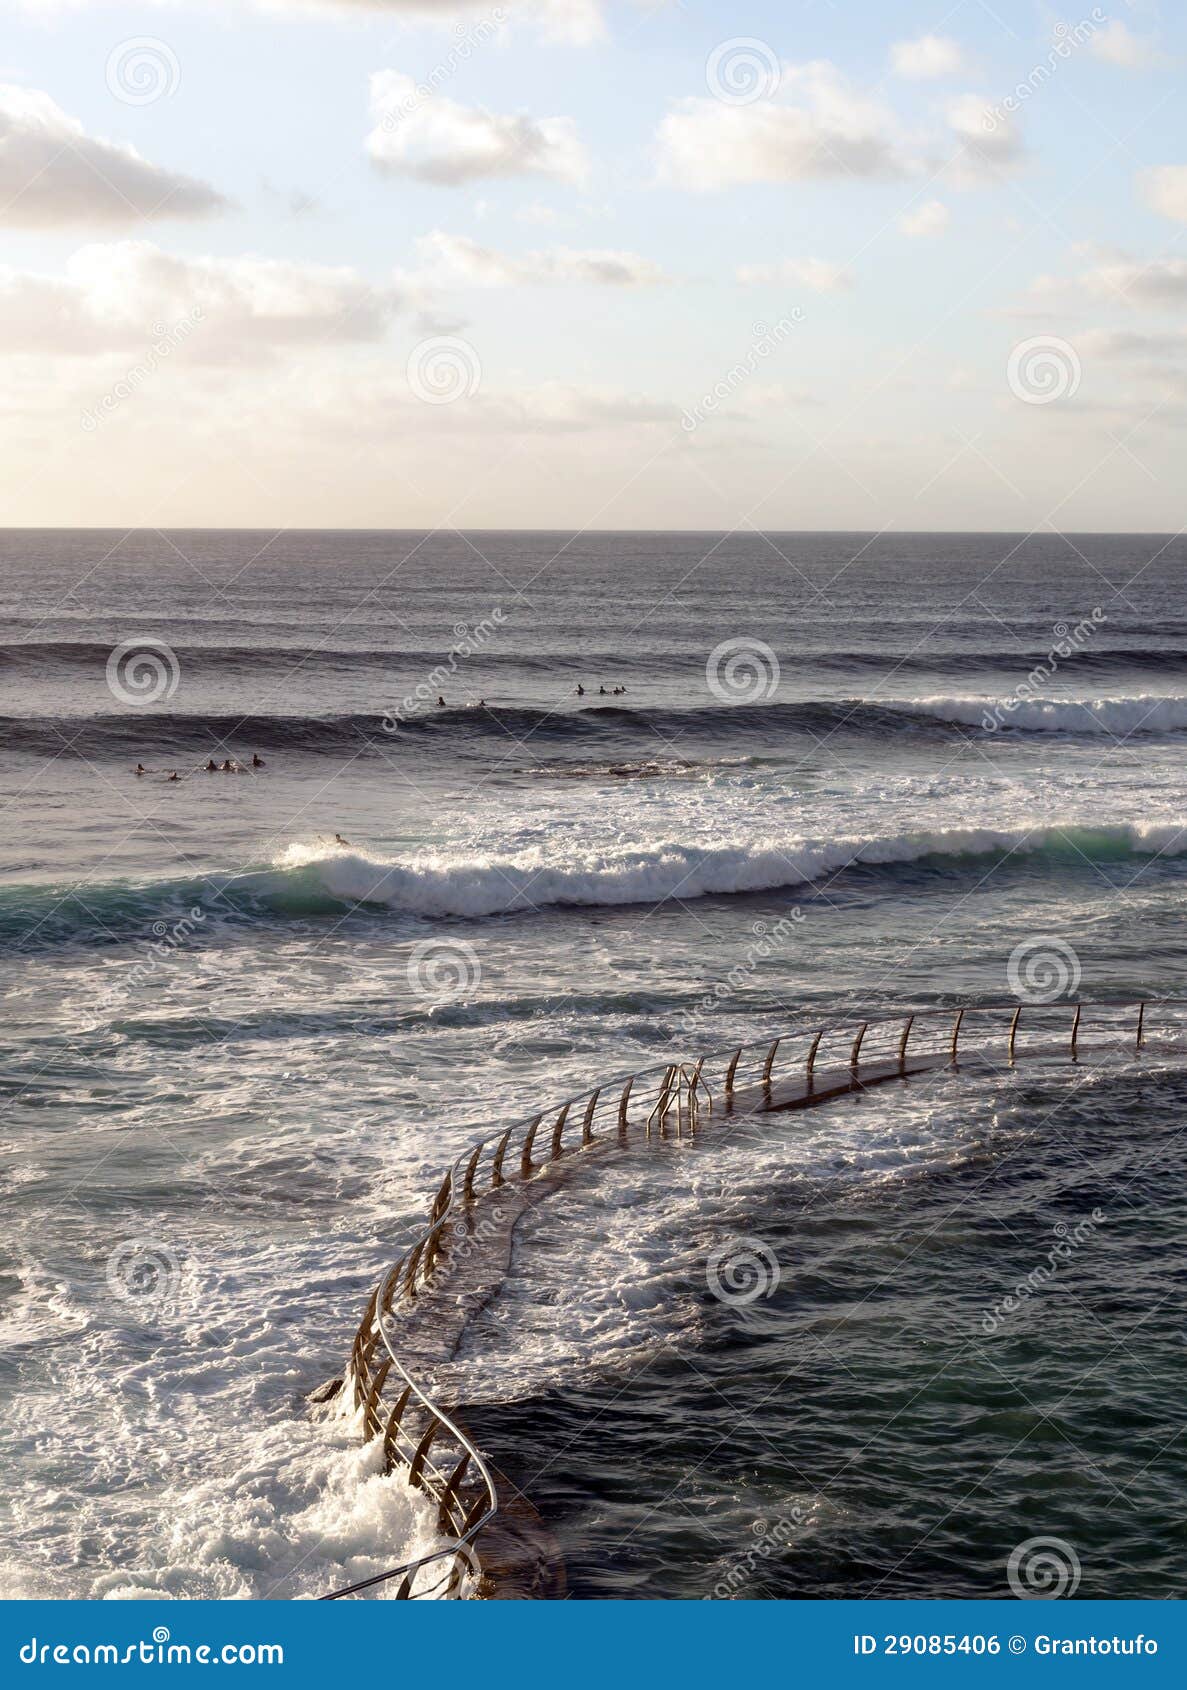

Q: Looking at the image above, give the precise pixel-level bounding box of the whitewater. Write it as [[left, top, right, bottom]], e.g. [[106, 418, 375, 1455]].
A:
[[6, 528, 1187, 1599]]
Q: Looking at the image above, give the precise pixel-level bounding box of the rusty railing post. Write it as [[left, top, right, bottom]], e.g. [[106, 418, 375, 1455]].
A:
[[898, 1014, 913, 1073], [762, 1038, 780, 1092], [849, 1022, 867, 1073], [950, 1007, 965, 1062], [581, 1088, 600, 1146], [804, 1027, 824, 1092], [724, 1047, 742, 1101], [519, 1114, 543, 1178], [618, 1075, 634, 1141], [1136, 1000, 1146, 1050], [1070, 1002, 1082, 1059], [1008, 1005, 1021, 1063]]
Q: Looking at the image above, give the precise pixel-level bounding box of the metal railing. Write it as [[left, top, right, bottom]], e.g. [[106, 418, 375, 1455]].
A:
[[321, 995, 1187, 1599]]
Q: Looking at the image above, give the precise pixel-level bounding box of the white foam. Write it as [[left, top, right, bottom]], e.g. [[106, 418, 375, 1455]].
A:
[[901, 693, 1187, 734], [276, 819, 1187, 919]]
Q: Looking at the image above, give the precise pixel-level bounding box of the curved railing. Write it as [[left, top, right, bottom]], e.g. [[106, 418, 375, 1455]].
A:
[[321, 995, 1187, 1599]]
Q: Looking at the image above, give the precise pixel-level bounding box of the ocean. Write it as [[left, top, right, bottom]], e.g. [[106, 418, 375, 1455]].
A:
[[2, 527, 1185, 1600]]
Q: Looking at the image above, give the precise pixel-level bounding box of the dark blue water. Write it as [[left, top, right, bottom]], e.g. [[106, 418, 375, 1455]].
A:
[[2, 528, 1185, 1598]]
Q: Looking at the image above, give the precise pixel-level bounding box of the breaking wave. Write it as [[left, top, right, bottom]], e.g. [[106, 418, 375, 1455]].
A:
[[7, 821, 1187, 948]]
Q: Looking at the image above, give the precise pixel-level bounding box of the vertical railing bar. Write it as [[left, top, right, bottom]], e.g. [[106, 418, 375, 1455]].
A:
[[618, 1075, 634, 1141], [1136, 1000, 1146, 1050], [898, 1014, 913, 1073], [461, 1145, 482, 1203], [849, 1022, 868, 1073], [1070, 1002, 1082, 1059], [519, 1113, 544, 1179], [581, 1088, 600, 1145], [805, 1028, 824, 1092], [1008, 1004, 1021, 1062], [489, 1126, 514, 1190], [950, 1007, 965, 1062], [549, 1100, 571, 1162], [724, 1047, 743, 1100]]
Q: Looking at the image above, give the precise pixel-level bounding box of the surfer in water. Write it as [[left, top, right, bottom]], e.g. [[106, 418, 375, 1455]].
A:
[[205, 758, 218, 772], [576, 684, 585, 696], [252, 753, 264, 767], [334, 832, 352, 848], [135, 763, 146, 777]]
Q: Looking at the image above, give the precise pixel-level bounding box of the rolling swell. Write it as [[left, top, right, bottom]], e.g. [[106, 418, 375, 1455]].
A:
[[6, 821, 1187, 950], [7, 692, 1187, 761]]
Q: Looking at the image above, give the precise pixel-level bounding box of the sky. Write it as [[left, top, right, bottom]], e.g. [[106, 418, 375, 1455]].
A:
[[0, 0, 1185, 531]]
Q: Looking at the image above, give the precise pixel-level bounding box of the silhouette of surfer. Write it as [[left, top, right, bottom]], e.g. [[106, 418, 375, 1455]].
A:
[[576, 684, 585, 696], [334, 832, 352, 848], [252, 753, 264, 767], [205, 758, 217, 772], [135, 763, 146, 777]]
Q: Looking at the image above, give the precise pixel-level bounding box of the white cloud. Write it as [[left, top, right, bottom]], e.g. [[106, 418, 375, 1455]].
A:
[[900, 198, 949, 237], [1088, 19, 1165, 70], [1081, 252, 1187, 307], [736, 256, 853, 292], [890, 34, 968, 80], [944, 93, 1024, 181], [0, 241, 398, 358], [0, 84, 226, 227], [367, 71, 588, 184], [404, 228, 667, 285], [657, 60, 909, 190], [1140, 165, 1187, 223]]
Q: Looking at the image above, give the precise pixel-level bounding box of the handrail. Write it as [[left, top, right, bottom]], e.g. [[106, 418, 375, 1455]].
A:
[[321, 994, 1186, 1599]]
